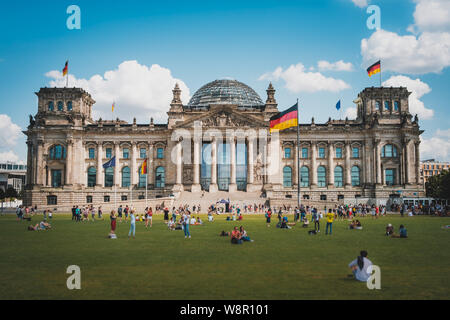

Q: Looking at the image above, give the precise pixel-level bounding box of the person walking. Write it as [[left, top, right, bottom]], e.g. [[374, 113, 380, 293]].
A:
[[128, 209, 136, 239], [110, 210, 117, 235], [183, 211, 191, 239], [118, 205, 123, 222], [326, 209, 334, 235], [313, 209, 320, 233]]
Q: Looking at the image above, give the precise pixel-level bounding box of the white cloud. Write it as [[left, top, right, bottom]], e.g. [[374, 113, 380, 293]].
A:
[[0, 151, 22, 164], [45, 60, 191, 123], [318, 60, 354, 72], [382, 75, 434, 120], [0, 114, 22, 149], [351, 0, 370, 8], [361, 29, 450, 74], [258, 63, 351, 93], [421, 129, 450, 161], [412, 0, 450, 32], [344, 107, 357, 119]]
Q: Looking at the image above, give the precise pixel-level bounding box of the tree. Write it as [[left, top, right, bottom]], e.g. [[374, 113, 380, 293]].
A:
[[426, 170, 450, 200], [5, 187, 18, 205]]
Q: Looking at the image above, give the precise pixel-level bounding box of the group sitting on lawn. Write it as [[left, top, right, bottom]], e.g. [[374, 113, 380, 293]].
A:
[[230, 226, 254, 244], [349, 220, 362, 230], [385, 224, 408, 238]]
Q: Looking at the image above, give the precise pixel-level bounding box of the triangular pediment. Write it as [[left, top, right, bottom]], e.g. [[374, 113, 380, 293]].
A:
[[174, 107, 268, 129]]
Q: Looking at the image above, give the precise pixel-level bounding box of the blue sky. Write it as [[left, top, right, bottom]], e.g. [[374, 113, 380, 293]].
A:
[[0, 0, 449, 162]]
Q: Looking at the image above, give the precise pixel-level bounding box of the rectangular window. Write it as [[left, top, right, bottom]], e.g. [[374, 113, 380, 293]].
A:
[[157, 148, 164, 159], [51, 170, 62, 187], [375, 101, 381, 110], [318, 147, 325, 159], [284, 147, 291, 159], [86, 196, 93, 204], [320, 195, 327, 201], [106, 148, 112, 159], [47, 195, 57, 205], [104, 195, 110, 203], [394, 101, 399, 111], [338, 195, 344, 200], [352, 147, 360, 158], [385, 169, 395, 186], [335, 147, 342, 159], [121, 195, 128, 201], [140, 148, 147, 159], [123, 148, 129, 159], [301, 148, 308, 159], [89, 148, 95, 159], [384, 101, 390, 111]]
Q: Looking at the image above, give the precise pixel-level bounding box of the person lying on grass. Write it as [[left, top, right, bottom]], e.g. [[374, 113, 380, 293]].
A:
[[391, 225, 408, 238], [28, 221, 51, 231], [348, 250, 372, 282]]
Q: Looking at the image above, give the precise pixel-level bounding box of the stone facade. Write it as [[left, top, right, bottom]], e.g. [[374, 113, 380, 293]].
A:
[[23, 81, 424, 210]]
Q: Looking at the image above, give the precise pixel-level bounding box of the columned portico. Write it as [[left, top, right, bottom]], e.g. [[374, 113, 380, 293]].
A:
[[209, 137, 218, 193], [191, 137, 202, 193], [229, 136, 237, 192]]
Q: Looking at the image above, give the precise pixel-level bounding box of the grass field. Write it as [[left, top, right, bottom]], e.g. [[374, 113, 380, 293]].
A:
[[0, 213, 449, 300]]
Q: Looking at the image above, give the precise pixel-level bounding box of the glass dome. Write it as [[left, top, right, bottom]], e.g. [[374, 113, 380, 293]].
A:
[[187, 80, 264, 108]]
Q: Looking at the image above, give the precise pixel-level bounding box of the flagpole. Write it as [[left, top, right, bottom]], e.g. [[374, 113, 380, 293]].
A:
[[296, 98, 300, 211], [380, 61, 382, 87], [145, 174, 148, 209]]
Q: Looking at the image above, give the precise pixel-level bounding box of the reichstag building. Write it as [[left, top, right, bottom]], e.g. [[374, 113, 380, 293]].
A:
[[23, 79, 424, 209]]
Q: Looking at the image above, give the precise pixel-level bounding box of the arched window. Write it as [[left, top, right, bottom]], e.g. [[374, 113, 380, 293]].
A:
[[105, 167, 114, 187], [48, 101, 54, 111], [155, 167, 165, 188], [49, 145, 66, 160], [300, 166, 309, 187], [57, 101, 64, 111], [67, 101, 73, 111], [334, 166, 343, 187], [87, 167, 96, 187], [122, 167, 131, 187], [138, 167, 147, 188], [317, 166, 326, 187], [351, 166, 361, 186], [381, 144, 398, 158], [283, 166, 292, 187]]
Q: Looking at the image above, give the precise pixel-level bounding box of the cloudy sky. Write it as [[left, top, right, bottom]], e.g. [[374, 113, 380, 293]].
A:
[[0, 0, 449, 163]]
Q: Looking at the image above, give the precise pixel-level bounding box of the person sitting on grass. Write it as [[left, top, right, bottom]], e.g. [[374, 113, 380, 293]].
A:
[[168, 217, 176, 230], [219, 230, 230, 236], [349, 220, 363, 230], [239, 226, 254, 242], [281, 216, 292, 229], [302, 218, 310, 228], [196, 217, 203, 225], [385, 224, 394, 236], [238, 214, 243, 221], [348, 250, 373, 282], [391, 225, 408, 238], [230, 226, 243, 244]]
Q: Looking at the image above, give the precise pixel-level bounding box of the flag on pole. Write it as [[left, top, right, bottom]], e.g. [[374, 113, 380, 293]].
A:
[[269, 103, 298, 133], [336, 100, 341, 111], [140, 159, 148, 175], [367, 60, 381, 77], [62, 61, 68, 76], [103, 156, 116, 169]]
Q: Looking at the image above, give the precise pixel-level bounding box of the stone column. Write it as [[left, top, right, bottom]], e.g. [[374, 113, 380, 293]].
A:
[[65, 140, 73, 186], [209, 137, 218, 193], [328, 143, 334, 187], [114, 142, 120, 187], [36, 141, 43, 186], [26, 141, 32, 187], [311, 142, 317, 186], [345, 142, 351, 187], [148, 143, 154, 187], [131, 142, 137, 186], [173, 139, 184, 192], [375, 140, 382, 185], [415, 141, 420, 185], [96, 143, 103, 187], [247, 137, 255, 187], [404, 140, 411, 184], [192, 138, 201, 193], [229, 136, 237, 192]]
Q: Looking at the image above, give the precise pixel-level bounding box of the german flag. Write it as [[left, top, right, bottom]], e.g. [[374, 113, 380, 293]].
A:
[[140, 159, 148, 175], [270, 103, 298, 133], [367, 60, 381, 77], [62, 61, 68, 76]]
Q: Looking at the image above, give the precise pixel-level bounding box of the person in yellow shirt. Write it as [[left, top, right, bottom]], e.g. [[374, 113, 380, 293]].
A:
[[326, 209, 334, 235]]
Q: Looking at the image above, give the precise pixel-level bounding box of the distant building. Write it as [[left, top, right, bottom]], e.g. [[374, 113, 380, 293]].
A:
[[421, 159, 450, 183], [0, 162, 27, 193]]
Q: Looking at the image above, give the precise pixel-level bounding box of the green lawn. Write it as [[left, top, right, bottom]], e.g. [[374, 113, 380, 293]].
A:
[[0, 213, 449, 300]]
